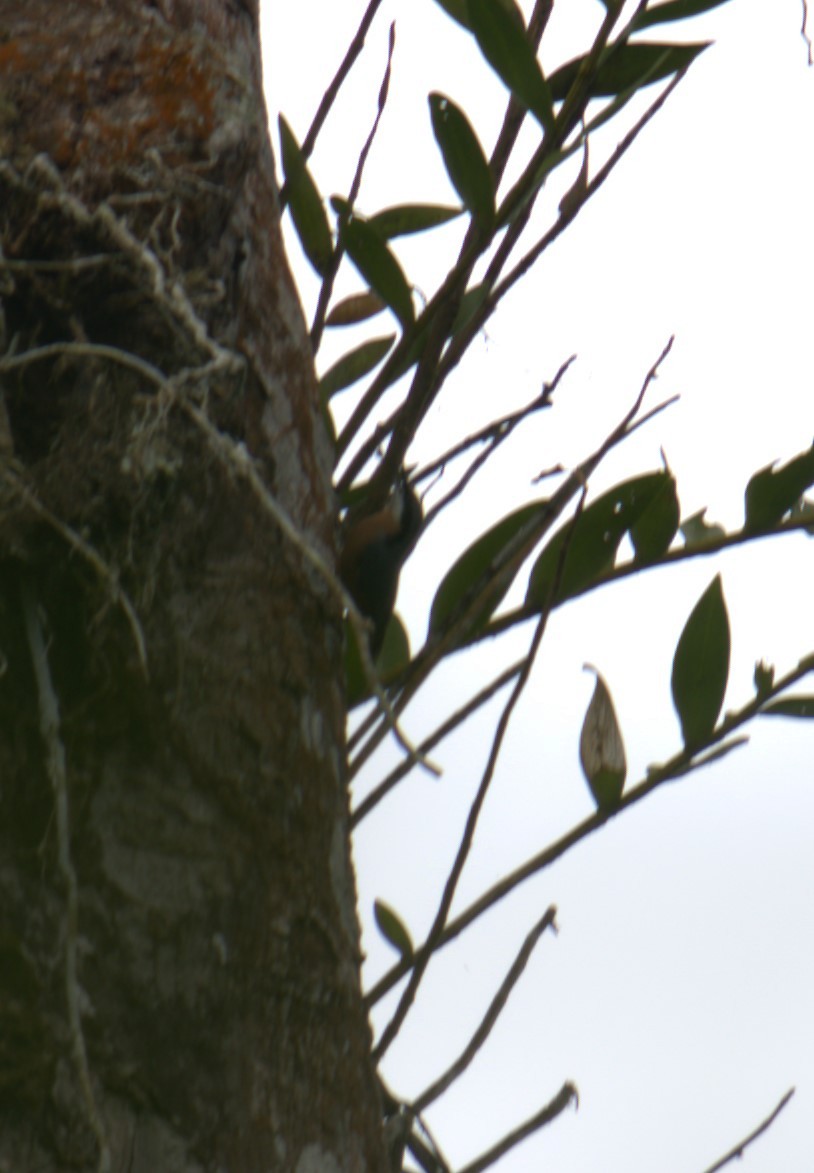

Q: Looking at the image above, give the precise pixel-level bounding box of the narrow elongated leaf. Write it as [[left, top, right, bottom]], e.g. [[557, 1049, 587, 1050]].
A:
[[580, 667, 626, 811], [319, 335, 395, 398], [342, 216, 415, 328], [762, 697, 814, 719], [368, 203, 462, 239], [467, 0, 554, 131], [526, 472, 667, 608], [744, 442, 814, 533], [548, 41, 708, 102], [630, 471, 679, 561], [671, 575, 730, 748], [326, 292, 386, 327], [278, 116, 333, 276], [430, 501, 547, 639], [374, 900, 414, 961], [429, 93, 495, 233], [635, 0, 735, 30]]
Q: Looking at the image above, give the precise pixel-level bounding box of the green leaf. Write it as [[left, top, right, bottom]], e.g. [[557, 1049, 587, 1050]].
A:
[[319, 335, 395, 398], [344, 612, 411, 707], [671, 575, 730, 749], [635, 0, 735, 30], [434, 0, 524, 30], [429, 501, 547, 639], [579, 667, 626, 811], [341, 216, 415, 328], [433, 0, 471, 28], [744, 442, 814, 533], [373, 900, 414, 961], [377, 613, 412, 680], [526, 472, 667, 608], [367, 203, 462, 239], [630, 471, 679, 561], [466, 0, 554, 132], [762, 697, 814, 719], [325, 291, 386, 327], [680, 508, 726, 545], [429, 93, 495, 234], [278, 116, 333, 276], [548, 41, 708, 102]]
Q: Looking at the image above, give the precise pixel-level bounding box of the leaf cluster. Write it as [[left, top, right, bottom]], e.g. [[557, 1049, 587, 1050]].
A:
[[274, 3, 813, 1170]]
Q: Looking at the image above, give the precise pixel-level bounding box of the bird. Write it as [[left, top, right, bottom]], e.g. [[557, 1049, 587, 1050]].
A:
[[339, 474, 423, 659]]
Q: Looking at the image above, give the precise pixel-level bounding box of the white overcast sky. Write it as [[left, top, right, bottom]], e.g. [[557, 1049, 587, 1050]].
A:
[[262, 2, 814, 1170]]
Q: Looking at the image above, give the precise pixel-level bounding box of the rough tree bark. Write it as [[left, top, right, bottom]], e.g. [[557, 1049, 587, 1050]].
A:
[[0, 2, 386, 1170]]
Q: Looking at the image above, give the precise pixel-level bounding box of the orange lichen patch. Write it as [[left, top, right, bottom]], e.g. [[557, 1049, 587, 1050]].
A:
[[128, 40, 218, 153], [0, 23, 218, 171]]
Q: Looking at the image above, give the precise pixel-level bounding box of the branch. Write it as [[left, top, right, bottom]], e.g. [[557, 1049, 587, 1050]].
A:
[[22, 583, 111, 1173], [298, 0, 385, 167], [801, 0, 812, 65], [417, 357, 573, 533], [700, 1088, 796, 1173], [350, 658, 522, 825], [371, 476, 589, 1062], [310, 22, 396, 352], [349, 341, 674, 782], [472, 507, 814, 653], [491, 68, 689, 309], [411, 906, 558, 1114], [365, 650, 814, 1007], [457, 1082, 578, 1173], [487, 0, 554, 188]]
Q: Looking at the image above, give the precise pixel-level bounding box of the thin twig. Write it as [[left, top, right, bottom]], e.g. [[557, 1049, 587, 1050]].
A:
[[301, 0, 386, 165], [370, 608, 551, 1062], [365, 650, 814, 1007], [488, 0, 554, 188], [22, 584, 111, 1173], [700, 1088, 796, 1173], [349, 341, 674, 782], [311, 22, 396, 352], [416, 358, 573, 539], [492, 69, 689, 309], [430, 67, 687, 410], [420, 356, 571, 494], [371, 473, 589, 1062], [457, 1082, 578, 1173], [411, 906, 558, 1114], [468, 505, 814, 653], [350, 658, 523, 825], [802, 0, 812, 65]]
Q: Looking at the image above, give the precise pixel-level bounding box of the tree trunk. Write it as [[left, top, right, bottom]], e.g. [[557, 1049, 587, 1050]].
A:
[[0, 2, 386, 1169]]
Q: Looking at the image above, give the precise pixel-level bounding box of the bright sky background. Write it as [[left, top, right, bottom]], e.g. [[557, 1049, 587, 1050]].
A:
[[262, 2, 814, 1170]]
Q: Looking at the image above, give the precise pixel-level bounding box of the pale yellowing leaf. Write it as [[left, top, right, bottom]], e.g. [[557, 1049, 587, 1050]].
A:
[[579, 665, 626, 811]]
